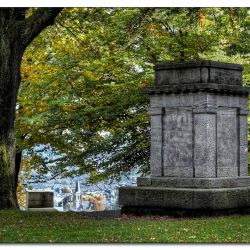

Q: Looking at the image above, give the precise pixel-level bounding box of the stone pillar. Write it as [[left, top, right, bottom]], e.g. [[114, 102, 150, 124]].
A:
[[193, 102, 217, 177], [149, 107, 163, 177], [216, 107, 238, 177], [239, 97, 249, 176], [119, 61, 250, 213]]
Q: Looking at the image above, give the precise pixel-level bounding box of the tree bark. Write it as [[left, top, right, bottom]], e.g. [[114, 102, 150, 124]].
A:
[[15, 150, 22, 190], [0, 7, 62, 209]]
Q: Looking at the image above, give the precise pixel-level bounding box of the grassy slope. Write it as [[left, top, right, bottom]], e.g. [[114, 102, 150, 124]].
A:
[[0, 210, 249, 243]]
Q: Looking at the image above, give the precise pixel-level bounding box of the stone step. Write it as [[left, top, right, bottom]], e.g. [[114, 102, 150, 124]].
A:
[[137, 177, 250, 188]]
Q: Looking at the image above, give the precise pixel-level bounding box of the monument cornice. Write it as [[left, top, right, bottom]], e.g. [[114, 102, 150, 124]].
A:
[[145, 83, 250, 96], [154, 60, 244, 71]]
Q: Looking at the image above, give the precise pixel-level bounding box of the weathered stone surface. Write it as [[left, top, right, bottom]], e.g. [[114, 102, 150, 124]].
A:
[[119, 61, 250, 212], [239, 115, 248, 176], [194, 113, 216, 177], [163, 108, 193, 177], [26, 191, 54, 209], [137, 177, 250, 188], [119, 186, 250, 210], [217, 108, 238, 177], [155, 61, 243, 86], [149, 107, 163, 176], [137, 177, 152, 186], [150, 93, 246, 109], [146, 83, 250, 95], [210, 66, 242, 85], [239, 96, 248, 109], [119, 188, 136, 206]]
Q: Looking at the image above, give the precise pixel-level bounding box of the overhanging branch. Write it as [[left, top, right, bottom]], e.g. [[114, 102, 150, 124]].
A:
[[21, 7, 63, 48]]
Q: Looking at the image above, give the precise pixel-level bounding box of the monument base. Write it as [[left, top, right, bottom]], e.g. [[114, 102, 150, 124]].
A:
[[137, 176, 250, 189], [120, 206, 250, 217], [119, 177, 250, 213]]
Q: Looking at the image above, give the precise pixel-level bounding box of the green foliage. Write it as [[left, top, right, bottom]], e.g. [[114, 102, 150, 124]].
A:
[[16, 8, 250, 183], [0, 145, 10, 173], [0, 210, 250, 243]]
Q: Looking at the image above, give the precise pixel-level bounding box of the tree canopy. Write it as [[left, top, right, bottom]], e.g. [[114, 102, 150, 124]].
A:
[[16, 8, 250, 185]]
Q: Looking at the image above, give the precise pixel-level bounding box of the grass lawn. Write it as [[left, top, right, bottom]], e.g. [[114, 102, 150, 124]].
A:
[[0, 209, 249, 243]]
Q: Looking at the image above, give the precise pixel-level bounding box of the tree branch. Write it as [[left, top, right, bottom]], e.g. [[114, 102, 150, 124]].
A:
[[21, 7, 63, 48]]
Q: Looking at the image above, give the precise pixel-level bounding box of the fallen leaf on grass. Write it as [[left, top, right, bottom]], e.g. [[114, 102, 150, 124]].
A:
[[189, 235, 196, 239]]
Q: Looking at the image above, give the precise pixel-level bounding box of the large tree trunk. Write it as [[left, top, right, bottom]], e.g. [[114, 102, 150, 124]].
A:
[[0, 17, 23, 208], [15, 150, 22, 191], [0, 8, 62, 209]]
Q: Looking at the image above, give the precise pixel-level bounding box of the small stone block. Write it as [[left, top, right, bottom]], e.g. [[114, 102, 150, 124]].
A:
[[137, 177, 152, 186], [27, 191, 54, 209]]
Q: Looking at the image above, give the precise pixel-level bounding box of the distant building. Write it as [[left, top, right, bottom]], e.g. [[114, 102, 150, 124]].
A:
[[73, 178, 82, 211], [27, 170, 139, 212]]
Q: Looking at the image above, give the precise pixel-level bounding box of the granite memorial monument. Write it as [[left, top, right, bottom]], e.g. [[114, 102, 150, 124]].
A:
[[119, 61, 250, 214]]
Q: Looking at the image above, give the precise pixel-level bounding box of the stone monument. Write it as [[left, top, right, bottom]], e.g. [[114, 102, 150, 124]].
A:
[[119, 61, 250, 213], [26, 191, 55, 211]]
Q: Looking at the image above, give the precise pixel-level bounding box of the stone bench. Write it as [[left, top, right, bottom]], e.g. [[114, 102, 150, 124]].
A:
[[26, 191, 56, 211]]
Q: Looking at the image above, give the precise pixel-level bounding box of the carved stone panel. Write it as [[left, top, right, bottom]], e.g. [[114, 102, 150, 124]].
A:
[[210, 67, 242, 85], [150, 108, 163, 176], [156, 67, 200, 85], [239, 115, 248, 176], [163, 108, 193, 177], [194, 113, 216, 177], [217, 108, 238, 177]]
